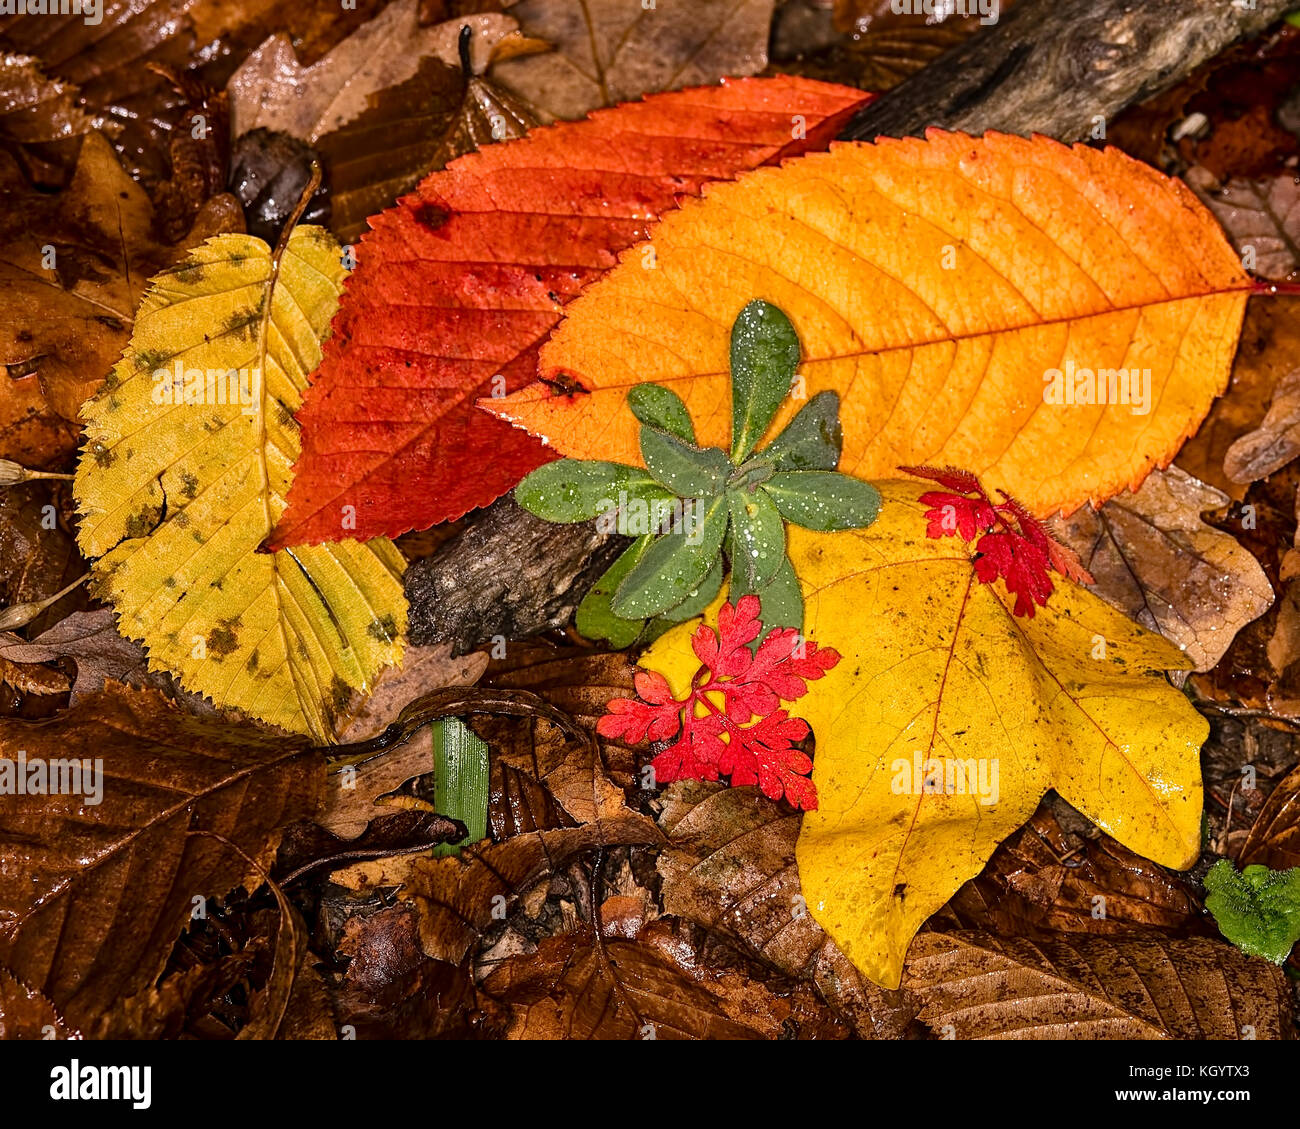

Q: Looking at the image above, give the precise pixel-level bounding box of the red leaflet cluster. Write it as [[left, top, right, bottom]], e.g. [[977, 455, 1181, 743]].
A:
[[902, 465, 1094, 617], [597, 596, 839, 810]]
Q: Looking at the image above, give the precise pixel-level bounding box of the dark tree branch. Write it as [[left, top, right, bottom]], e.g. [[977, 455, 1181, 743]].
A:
[[407, 0, 1288, 654]]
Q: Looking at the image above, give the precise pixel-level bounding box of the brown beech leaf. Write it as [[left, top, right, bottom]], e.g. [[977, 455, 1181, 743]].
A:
[[1050, 465, 1273, 672], [904, 932, 1297, 1040], [480, 919, 847, 1040], [1240, 764, 1300, 871], [403, 817, 660, 964], [0, 609, 144, 701], [276, 810, 465, 886], [1185, 166, 1300, 283], [227, 2, 520, 142], [0, 683, 323, 1029], [934, 806, 1208, 938], [1177, 299, 1300, 499], [656, 780, 918, 1039], [492, 0, 775, 122], [0, 968, 72, 1039]]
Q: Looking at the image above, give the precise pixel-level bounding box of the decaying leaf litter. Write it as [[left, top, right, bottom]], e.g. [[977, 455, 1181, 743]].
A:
[[0, 0, 1299, 1042]]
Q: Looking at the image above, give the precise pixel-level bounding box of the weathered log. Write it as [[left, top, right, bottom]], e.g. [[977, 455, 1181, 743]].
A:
[[407, 0, 1286, 653]]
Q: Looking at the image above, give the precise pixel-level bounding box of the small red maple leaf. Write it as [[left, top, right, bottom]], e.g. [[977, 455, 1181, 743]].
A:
[[901, 465, 1095, 617], [597, 595, 839, 810]]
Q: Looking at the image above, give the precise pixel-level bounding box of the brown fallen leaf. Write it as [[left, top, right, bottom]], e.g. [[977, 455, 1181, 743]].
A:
[[0, 133, 238, 467], [904, 932, 1297, 1039], [934, 806, 1208, 939], [0, 968, 72, 1039], [1240, 764, 1300, 871], [480, 919, 848, 1039], [333, 902, 500, 1039], [276, 810, 466, 886], [0, 53, 91, 186], [0, 482, 84, 631], [338, 643, 489, 742], [0, 608, 143, 700], [1225, 362, 1300, 485], [1050, 465, 1273, 672], [227, 2, 520, 142], [1186, 165, 1300, 283], [656, 780, 918, 1039], [492, 0, 775, 122], [0, 683, 323, 1029], [1176, 298, 1300, 499], [403, 817, 661, 964]]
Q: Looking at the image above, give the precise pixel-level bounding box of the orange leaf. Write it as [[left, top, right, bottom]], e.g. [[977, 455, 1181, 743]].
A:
[[485, 131, 1252, 516]]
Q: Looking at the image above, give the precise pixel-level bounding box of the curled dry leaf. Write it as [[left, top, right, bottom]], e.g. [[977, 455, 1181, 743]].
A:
[[227, 1, 519, 142], [0, 684, 323, 1030], [1050, 465, 1273, 672], [656, 780, 918, 1039], [904, 932, 1296, 1040], [492, 132, 1251, 519], [1224, 363, 1300, 485], [1185, 165, 1300, 282], [1240, 764, 1300, 871], [492, 0, 776, 122]]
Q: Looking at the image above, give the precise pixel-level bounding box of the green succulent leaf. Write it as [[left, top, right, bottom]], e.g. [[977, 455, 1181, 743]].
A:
[[726, 486, 786, 590], [764, 471, 882, 531], [654, 554, 724, 625], [732, 553, 803, 634], [1204, 859, 1300, 965], [515, 459, 669, 523], [640, 425, 731, 497], [611, 495, 727, 619], [576, 535, 653, 647], [764, 390, 843, 471], [730, 299, 801, 461], [628, 383, 695, 443]]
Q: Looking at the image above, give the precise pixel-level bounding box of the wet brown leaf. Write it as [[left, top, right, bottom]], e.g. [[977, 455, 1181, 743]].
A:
[[480, 919, 848, 1039], [1186, 166, 1300, 283], [1240, 763, 1300, 870], [1050, 466, 1273, 672], [0, 968, 71, 1039], [656, 780, 918, 1038], [904, 932, 1296, 1039], [0, 53, 91, 186], [0, 608, 144, 700], [0, 482, 84, 630], [0, 683, 323, 1029], [935, 807, 1208, 938]]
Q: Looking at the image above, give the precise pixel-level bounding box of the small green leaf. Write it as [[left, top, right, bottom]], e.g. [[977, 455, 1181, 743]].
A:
[[655, 554, 724, 625], [732, 553, 803, 634], [764, 471, 882, 531], [612, 495, 727, 619], [640, 425, 731, 497], [1204, 859, 1300, 965], [515, 459, 668, 522], [430, 718, 489, 858], [629, 383, 695, 443], [576, 536, 653, 647], [764, 390, 842, 471], [730, 299, 800, 461], [726, 487, 786, 590]]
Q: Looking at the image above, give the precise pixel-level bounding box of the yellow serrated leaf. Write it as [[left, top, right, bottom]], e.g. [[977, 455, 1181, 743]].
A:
[[74, 228, 406, 740], [641, 480, 1206, 988]]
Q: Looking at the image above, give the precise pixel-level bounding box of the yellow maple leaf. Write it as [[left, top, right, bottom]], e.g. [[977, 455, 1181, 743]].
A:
[[641, 481, 1205, 988], [484, 131, 1251, 516], [75, 229, 406, 740]]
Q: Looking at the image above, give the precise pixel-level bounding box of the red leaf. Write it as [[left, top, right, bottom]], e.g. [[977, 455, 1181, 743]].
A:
[[272, 77, 872, 547]]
